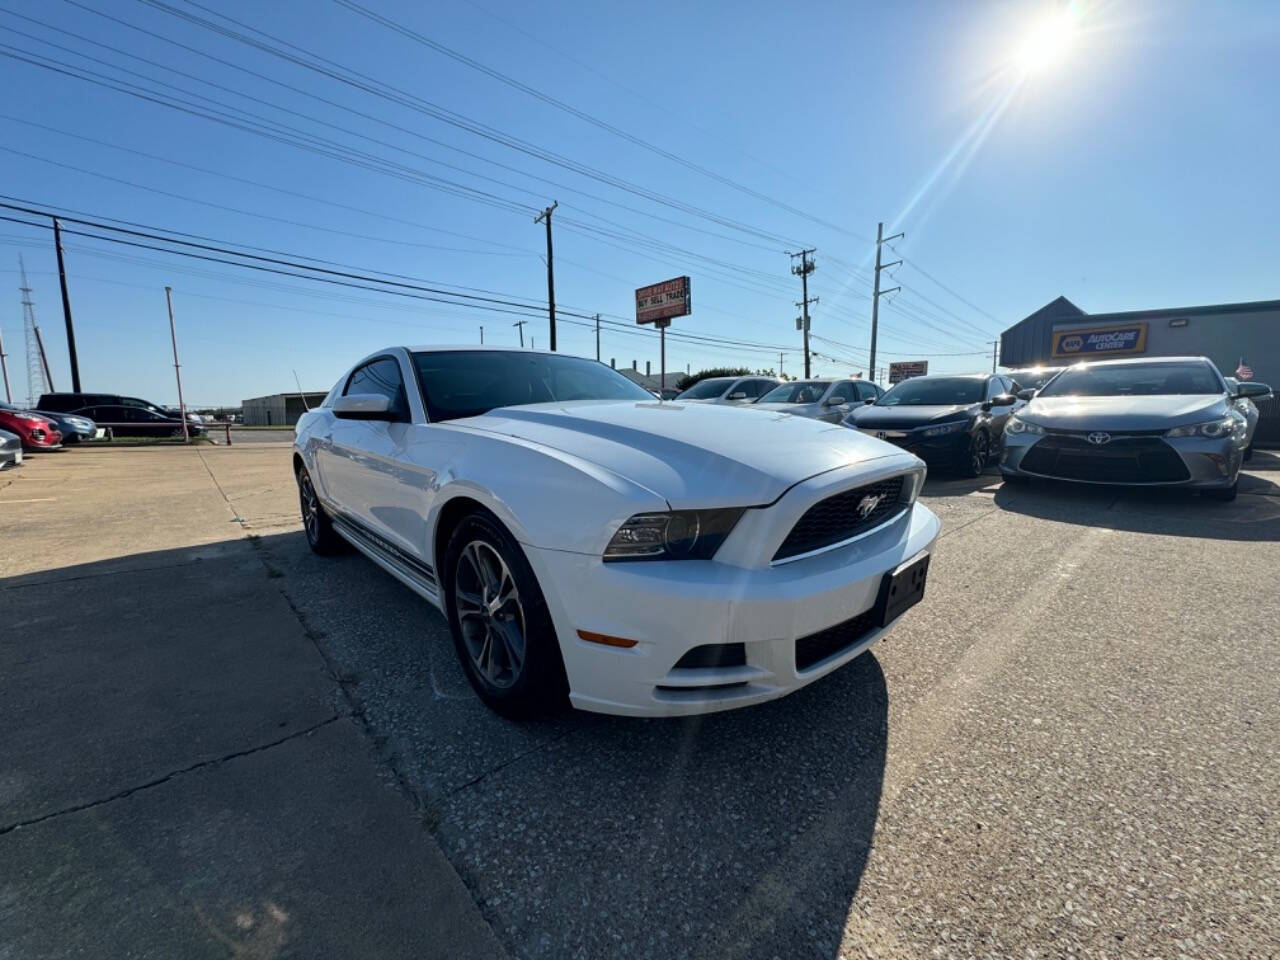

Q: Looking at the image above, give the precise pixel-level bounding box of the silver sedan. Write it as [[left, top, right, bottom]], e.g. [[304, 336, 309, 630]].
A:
[[0, 428, 21, 469], [752, 378, 878, 423], [999, 356, 1269, 502]]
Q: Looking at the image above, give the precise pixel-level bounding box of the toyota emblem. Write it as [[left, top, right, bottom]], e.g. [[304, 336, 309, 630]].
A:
[[1087, 431, 1111, 445]]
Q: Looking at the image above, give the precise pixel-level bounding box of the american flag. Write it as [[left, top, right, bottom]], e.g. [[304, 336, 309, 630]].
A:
[[1236, 358, 1253, 380]]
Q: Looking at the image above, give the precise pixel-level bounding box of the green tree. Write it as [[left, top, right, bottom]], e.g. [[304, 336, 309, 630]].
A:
[[674, 367, 753, 392]]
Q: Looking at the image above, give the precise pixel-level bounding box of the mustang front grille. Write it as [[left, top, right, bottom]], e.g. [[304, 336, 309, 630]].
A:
[[773, 475, 907, 562]]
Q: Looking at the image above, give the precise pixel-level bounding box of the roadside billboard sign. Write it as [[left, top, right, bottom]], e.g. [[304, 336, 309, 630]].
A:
[[1050, 322, 1148, 359], [889, 360, 928, 384], [635, 276, 691, 325]]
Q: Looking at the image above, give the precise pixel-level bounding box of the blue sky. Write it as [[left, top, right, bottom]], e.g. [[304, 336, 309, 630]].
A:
[[1, 0, 1277, 407]]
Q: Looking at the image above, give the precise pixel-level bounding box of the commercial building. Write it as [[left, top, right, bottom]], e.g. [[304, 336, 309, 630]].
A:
[[241, 391, 329, 426], [999, 295, 1278, 383]]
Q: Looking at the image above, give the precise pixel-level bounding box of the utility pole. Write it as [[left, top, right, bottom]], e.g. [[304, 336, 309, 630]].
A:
[[868, 222, 903, 385], [512, 319, 526, 347], [0, 326, 9, 402], [779, 352, 784, 379], [788, 248, 817, 377], [164, 286, 189, 443], [53, 218, 82, 392], [534, 201, 558, 351], [594, 314, 600, 361], [480, 325, 484, 345], [990, 340, 999, 373], [531, 337, 535, 350]]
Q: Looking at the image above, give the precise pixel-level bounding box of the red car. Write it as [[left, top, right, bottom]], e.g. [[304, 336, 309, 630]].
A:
[[0, 408, 63, 451]]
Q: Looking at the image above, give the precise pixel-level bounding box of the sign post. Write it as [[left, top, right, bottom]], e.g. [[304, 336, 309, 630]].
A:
[[635, 276, 691, 402]]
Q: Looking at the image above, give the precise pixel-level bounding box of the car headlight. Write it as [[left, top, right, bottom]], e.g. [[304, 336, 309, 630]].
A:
[[604, 508, 745, 561], [920, 420, 968, 437], [1165, 416, 1242, 439], [1005, 415, 1045, 435]]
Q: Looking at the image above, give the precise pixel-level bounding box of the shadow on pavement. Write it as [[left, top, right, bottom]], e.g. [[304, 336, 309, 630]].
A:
[[255, 529, 890, 959], [991, 471, 1280, 541]]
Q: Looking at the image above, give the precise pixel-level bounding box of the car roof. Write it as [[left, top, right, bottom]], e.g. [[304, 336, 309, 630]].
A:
[[1062, 355, 1213, 369], [896, 372, 989, 381]]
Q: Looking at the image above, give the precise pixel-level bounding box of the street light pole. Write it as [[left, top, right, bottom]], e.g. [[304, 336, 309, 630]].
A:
[[165, 286, 189, 442]]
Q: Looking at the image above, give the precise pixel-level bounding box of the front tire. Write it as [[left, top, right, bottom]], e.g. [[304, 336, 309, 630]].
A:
[[297, 466, 344, 554], [444, 512, 568, 718], [961, 430, 990, 478]]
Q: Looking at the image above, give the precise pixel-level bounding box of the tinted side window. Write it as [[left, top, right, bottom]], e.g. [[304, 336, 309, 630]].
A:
[[346, 357, 407, 412], [748, 379, 775, 398], [827, 381, 856, 403], [855, 382, 877, 401]]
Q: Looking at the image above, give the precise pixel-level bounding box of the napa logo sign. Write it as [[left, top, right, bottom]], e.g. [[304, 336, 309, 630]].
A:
[[1051, 322, 1148, 358]]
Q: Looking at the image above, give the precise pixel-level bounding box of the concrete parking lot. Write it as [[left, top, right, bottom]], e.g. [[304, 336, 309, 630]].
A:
[[2, 442, 1278, 958]]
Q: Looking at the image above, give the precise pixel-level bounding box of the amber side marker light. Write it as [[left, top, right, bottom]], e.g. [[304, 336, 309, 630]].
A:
[[577, 630, 638, 649]]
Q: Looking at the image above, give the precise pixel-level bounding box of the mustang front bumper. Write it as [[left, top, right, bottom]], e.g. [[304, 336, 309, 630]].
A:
[[528, 489, 940, 718], [1000, 430, 1242, 488]]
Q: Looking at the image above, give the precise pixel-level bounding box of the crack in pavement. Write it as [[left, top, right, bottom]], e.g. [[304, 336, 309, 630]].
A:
[[0, 714, 342, 836]]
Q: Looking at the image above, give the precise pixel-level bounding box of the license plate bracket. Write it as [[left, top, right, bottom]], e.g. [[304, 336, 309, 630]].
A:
[[875, 552, 929, 627]]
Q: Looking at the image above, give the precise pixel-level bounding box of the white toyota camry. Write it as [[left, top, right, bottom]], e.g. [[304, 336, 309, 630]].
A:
[[293, 347, 940, 718]]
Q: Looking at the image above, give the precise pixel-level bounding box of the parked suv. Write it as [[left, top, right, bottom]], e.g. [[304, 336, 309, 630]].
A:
[[38, 392, 201, 437]]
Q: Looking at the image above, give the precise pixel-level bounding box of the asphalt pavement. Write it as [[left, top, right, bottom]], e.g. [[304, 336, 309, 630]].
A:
[[2, 444, 1278, 958]]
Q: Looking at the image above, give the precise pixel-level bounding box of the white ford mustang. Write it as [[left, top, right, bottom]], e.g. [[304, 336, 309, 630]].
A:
[[293, 347, 940, 718]]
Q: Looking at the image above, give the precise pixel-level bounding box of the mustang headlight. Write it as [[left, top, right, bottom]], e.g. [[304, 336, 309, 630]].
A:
[[1165, 416, 1241, 439], [604, 508, 745, 561], [920, 420, 968, 437], [1005, 415, 1045, 435]]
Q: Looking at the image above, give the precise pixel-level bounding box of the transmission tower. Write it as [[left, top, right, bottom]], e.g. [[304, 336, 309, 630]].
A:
[[19, 256, 52, 406]]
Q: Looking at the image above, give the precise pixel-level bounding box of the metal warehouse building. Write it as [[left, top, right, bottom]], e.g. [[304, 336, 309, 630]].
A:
[[999, 295, 1279, 382], [241, 391, 329, 426]]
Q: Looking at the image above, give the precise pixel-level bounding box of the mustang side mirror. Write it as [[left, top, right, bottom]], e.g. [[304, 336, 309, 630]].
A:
[[332, 393, 399, 420], [1016, 388, 1035, 402], [1236, 381, 1271, 399]]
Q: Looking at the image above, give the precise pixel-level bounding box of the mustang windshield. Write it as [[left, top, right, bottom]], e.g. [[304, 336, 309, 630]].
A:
[[759, 381, 826, 404], [412, 350, 651, 421], [1037, 362, 1223, 398], [877, 377, 984, 406]]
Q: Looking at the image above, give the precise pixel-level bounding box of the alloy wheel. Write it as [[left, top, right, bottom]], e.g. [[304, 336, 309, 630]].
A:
[[454, 540, 527, 689], [971, 433, 989, 475]]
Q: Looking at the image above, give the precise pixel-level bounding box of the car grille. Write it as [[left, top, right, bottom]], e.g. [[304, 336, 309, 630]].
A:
[[1019, 435, 1190, 483], [773, 475, 907, 562], [795, 609, 877, 672]]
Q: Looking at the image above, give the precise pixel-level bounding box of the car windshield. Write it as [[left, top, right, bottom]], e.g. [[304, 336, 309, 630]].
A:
[[1013, 369, 1064, 391], [675, 378, 731, 400], [411, 350, 651, 421], [1037, 362, 1223, 398], [759, 381, 826, 403], [877, 377, 984, 406]]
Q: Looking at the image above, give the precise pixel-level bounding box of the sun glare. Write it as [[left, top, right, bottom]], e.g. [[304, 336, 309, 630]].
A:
[[1015, 7, 1081, 76]]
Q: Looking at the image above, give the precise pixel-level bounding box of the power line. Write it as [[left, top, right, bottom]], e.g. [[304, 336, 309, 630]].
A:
[[330, 0, 870, 243]]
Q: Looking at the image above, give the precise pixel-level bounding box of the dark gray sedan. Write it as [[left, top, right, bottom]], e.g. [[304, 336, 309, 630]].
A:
[[1000, 356, 1269, 501]]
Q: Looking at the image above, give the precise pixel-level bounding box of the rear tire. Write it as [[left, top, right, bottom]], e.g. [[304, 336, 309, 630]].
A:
[[1203, 481, 1238, 502], [297, 466, 345, 554], [443, 511, 568, 719]]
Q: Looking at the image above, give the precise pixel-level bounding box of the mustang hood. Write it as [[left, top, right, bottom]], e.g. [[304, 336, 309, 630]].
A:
[[1023, 395, 1226, 430], [850, 404, 976, 428], [456, 400, 901, 507]]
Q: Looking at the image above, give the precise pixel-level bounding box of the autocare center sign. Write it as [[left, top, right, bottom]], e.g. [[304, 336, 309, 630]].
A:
[[889, 361, 928, 384], [635, 276, 692, 325], [1051, 322, 1148, 359]]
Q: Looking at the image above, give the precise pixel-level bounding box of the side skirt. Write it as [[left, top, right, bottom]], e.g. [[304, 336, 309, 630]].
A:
[[329, 509, 442, 608]]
